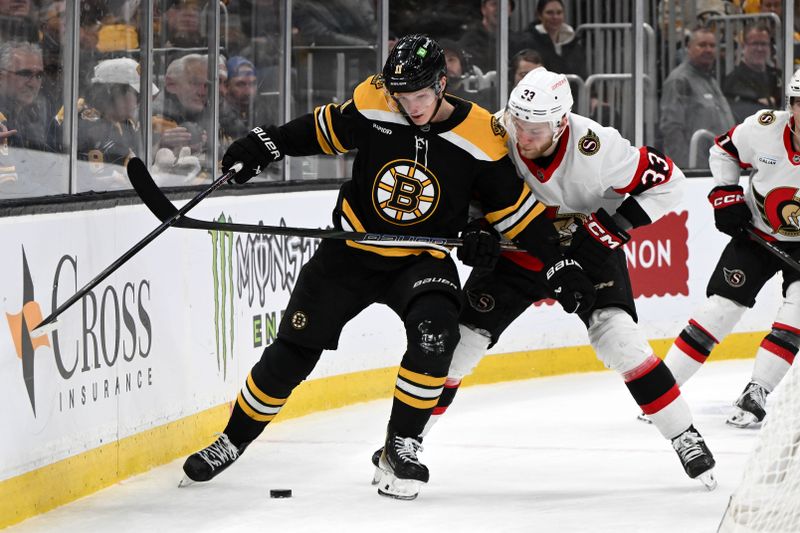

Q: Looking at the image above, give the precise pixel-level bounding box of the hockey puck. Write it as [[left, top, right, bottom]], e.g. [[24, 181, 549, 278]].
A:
[[270, 489, 292, 498]]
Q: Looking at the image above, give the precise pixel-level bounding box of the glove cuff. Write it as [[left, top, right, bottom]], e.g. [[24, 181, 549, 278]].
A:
[[708, 185, 745, 209]]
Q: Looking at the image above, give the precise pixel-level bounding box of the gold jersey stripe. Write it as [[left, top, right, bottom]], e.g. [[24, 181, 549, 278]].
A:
[[397, 367, 447, 387], [246, 374, 287, 407], [485, 187, 532, 224], [313, 106, 335, 155], [447, 107, 508, 161], [393, 389, 439, 410], [341, 199, 366, 231], [324, 104, 347, 153], [503, 201, 546, 240], [352, 76, 393, 114], [237, 392, 277, 422]]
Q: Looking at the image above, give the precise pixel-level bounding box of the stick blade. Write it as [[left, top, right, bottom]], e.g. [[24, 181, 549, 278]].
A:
[[127, 157, 180, 222]]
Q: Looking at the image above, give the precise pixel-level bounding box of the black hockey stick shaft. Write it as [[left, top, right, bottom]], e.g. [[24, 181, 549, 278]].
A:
[[129, 160, 522, 251], [32, 158, 242, 333], [746, 226, 800, 273]]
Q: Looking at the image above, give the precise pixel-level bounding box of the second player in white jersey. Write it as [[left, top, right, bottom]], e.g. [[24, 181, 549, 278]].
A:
[[664, 70, 800, 429]]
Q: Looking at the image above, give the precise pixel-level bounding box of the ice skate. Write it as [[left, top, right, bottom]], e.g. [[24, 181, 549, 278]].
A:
[[179, 433, 249, 487], [370, 446, 384, 485], [671, 426, 717, 490], [375, 428, 428, 500], [636, 412, 652, 424], [726, 381, 767, 428]]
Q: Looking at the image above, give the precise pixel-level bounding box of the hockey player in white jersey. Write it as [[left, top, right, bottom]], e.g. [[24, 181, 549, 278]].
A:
[[663, 70, 800, 429], [370, 67, 717, 489]]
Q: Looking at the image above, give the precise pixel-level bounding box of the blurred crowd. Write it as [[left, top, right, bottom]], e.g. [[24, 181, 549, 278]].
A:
[[0, 0, 797, 196]]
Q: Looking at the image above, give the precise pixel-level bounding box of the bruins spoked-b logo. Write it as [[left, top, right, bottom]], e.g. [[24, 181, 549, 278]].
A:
[[373, 159, 440, 225], [578, 129, 601, 156]]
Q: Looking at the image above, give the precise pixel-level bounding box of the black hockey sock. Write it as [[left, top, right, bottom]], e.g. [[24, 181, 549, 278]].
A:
[[390, 292, 460, 436]]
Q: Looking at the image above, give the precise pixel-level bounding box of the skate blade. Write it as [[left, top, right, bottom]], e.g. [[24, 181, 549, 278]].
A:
[[636, 412, 652, 424], [376, 470, 423, 500], [371, 466, 382, 486], [696, 469, 717, 491], [178, 474, 197, 488], [726, 409, 759, 428]]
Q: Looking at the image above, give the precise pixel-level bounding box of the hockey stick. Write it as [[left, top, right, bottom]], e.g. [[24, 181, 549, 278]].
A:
[[746, 226, 800, 273], [128, 160, 522, 252], [31, 158, 242, 335]]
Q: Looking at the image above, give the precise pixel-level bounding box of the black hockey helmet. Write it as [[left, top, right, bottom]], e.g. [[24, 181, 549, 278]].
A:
[[382, 34, 447, 94]]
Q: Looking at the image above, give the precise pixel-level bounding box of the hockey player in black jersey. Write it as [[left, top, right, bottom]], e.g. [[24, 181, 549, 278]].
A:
[[179, 35, 595, 500]]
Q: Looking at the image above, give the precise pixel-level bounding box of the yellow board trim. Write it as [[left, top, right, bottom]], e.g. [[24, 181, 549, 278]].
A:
[[0, 331, 765, 529]]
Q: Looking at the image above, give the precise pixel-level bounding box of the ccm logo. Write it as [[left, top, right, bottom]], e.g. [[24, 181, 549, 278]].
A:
[[712, 193, 744, 207], [252, 126, 282, 159], [587, 220, 623, 249]]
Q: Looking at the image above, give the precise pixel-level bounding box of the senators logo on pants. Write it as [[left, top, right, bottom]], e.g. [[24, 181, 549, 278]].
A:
[[372, 159, 440, 225]]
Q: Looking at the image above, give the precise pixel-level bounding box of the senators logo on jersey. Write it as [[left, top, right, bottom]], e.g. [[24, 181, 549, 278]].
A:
[[578, 129, 601, 156], [753, 186, 800, 237], [758, 110, 776, 126], [372, 159, 440, 225]]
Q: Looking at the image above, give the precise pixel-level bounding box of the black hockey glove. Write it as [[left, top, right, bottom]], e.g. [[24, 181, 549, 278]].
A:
[[222, 126, 282, 184], [568, 208, 631, 272], [708, 185, 750, 237], [457, 219, 501, 270], [543, 257, 596, 314]]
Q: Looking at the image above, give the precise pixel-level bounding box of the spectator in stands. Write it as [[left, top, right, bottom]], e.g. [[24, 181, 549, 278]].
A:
[[163, 0, 205, 49], [660, 26, 734, 168], [510, 48, 544, 87], [437, 39, 493, 109], [0, 0, 38, 43], [458, 0, 528, 74], [520, 0, 587, 79], [220, 56, 257, 140], [0, 41, 52, 152], [152, 53, 209, 180], [723, 24, 781, 122], [77, 57, 158, 186]]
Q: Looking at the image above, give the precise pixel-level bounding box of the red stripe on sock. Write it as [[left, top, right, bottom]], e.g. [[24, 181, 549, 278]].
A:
[[640, 384, 681, 415], [688, 319, 719, 344], [773, 322, 800, 336], [432, 407, 448, 415], [622, 355, 660, 382], [675, 336, 708, 363], [761, 338, 797, 364], [444, 378, 462, 388]]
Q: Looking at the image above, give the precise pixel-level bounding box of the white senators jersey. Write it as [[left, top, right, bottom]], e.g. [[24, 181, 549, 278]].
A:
[[504, 112, 684, 244], [711, 109, 800, 241]]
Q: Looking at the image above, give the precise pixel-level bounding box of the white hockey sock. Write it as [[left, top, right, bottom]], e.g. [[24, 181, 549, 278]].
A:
[[752, 346, 793, 392]]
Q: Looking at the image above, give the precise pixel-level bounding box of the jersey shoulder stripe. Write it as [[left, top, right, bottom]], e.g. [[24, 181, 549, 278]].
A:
[[443, 105, 508, 161], [352, 75, 407, 125], [484, 187, 545, 239]]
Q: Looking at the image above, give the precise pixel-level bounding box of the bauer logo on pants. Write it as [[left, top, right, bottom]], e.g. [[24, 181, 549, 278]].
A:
[[723, 267, 746, 288], [372, 159, 440, 226]]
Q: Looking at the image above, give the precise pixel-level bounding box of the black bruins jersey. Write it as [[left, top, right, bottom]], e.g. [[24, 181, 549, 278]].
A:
[[263, 75, 557, 260]]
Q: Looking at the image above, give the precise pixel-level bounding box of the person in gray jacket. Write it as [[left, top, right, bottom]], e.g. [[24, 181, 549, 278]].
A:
[[660, 26, 735, 168]]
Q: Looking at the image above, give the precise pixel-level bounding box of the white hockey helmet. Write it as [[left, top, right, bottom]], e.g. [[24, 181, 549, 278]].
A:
[[506, 67, 573, 132], [787, 68, 800, 104]]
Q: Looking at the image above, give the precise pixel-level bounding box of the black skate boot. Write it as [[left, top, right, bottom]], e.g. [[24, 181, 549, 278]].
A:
[[375, 427, 428, 500], [726, 381, 768, 428], [370, 446, 384, 485], [671, 425, 716, 490], [179, 433, 249, 487]]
